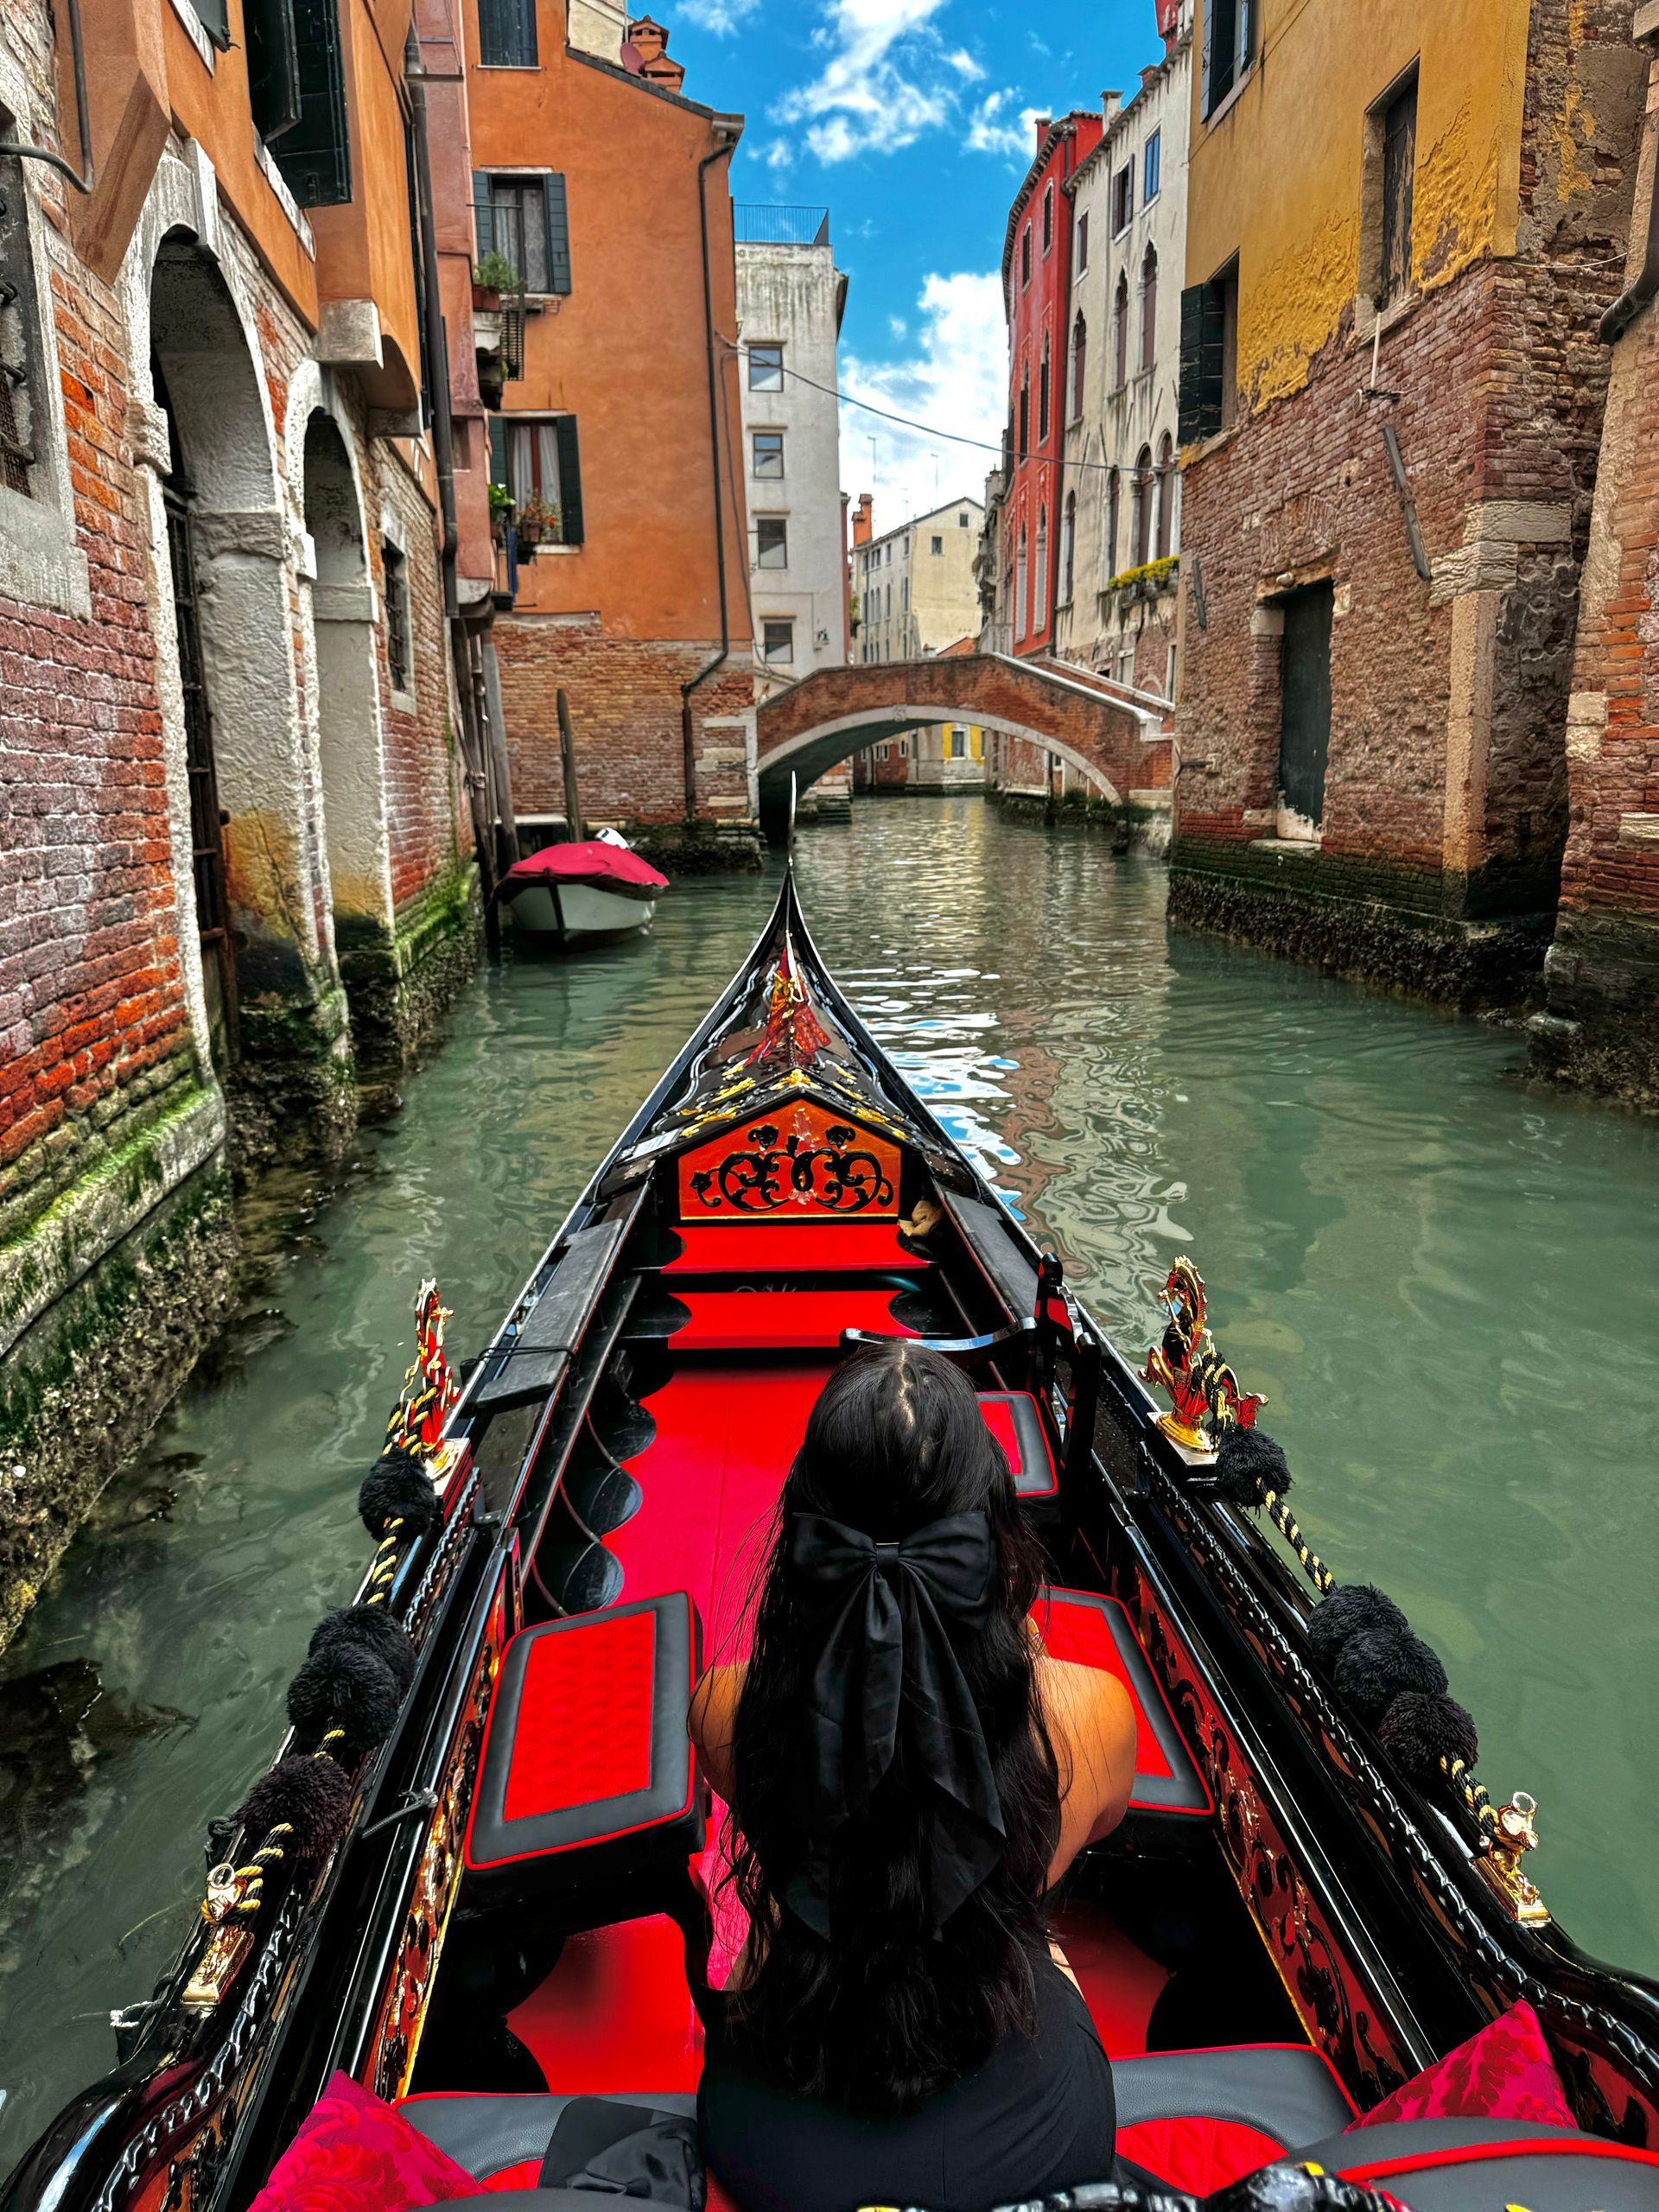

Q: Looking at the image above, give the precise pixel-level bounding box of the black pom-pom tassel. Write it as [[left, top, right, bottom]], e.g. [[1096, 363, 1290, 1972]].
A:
[[309, 1605, 417, 1694], [1332, 1625, 1449, 1726], [235, 1753, 352, 1872], [287, 1643, 401, 1761], [1378, 1691, 1479, 1788], [1307, 1582, 1408, 1671], [1215, 1426, 1291, 1507], [358, 1452, 440, 1541]]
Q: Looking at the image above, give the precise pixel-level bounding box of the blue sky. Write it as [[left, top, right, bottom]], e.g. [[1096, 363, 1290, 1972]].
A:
[[664, 0, 1168, 526]]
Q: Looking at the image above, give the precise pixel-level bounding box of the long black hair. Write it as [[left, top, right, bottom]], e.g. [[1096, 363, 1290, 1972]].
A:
[[724, 1338, 1058, 2116]]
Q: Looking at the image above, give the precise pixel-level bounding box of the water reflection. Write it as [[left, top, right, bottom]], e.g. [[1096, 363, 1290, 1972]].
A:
[[1, 798, 1656, 2166]]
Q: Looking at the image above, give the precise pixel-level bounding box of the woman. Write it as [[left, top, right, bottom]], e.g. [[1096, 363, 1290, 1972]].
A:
[[690, 1338, 1139, 2212]]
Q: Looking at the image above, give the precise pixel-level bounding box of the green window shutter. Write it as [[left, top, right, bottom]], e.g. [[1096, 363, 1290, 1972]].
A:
[[555, 417, 583, 544], [478, 0, 536, 64], [474, 170, 494, 258], [489, 415, 510, 494], [1178, 282, 1224, 443], [245, 0, 301, 138], [544, 176, 572, 296], [272, 0, 351, 207]]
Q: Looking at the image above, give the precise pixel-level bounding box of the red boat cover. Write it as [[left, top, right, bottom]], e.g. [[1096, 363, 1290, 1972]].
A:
[[503, 842, 669, 893]]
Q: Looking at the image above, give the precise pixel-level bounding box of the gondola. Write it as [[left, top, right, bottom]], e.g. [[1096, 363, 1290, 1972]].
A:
[[8, 874, 1659, 2212]]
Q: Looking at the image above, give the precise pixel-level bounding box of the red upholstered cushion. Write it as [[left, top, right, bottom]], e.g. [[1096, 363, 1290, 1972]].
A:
[[481, 2163, 542, 2191], [1034, 1593, 1174, 1783], [248, 2072, 486, 2212], [668, 1289, 917, 1351], [1117, 2115, 1288, 2195], [1345, 2002, 1575, 2132], [504, 1607, 656, 1822]]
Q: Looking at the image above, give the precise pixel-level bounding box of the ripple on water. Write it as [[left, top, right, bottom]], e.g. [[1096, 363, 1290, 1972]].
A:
[[0, 798, 1656, 2165]]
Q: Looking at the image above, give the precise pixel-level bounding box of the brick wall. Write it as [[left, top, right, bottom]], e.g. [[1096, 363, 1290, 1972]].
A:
[[0, 15, 199, 1268], [1172, 0, 1641, 1002], [493, 616, 757, 838], [1535, 27, 1659, 1107]]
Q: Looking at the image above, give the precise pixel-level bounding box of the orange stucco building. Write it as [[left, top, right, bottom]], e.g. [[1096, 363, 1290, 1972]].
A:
[[466, 6, 760, 855]]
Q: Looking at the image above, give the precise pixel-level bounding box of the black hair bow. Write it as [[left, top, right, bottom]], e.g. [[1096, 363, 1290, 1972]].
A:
[[785, 1510, 1007, 1937]]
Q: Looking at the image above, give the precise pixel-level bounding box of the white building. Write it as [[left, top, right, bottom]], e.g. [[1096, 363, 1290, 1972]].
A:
[[736, 210, 849, 702], [1055, 4, 1192, 698], [850, 494, 984, 664]]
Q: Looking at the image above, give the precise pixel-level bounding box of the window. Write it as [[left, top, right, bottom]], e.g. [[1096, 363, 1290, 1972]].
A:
[[1144, 128, 1161, 203], [1111, 163, 1133, 234], [950, 728, 966, 759], [901, 575, 909, 611], [1033, 509, 1048, 630], [1155, 431, 1177, 558], [748, 342, 784, 391], [474, 173, 571, 295], [876, 744, 889, 760], [884, 582, 891, 615], [1105, 469, 1121, 580], [1379, 73, 1417, 306], [752, 429, 784, 478], [1038, 333, 1051, 444], [267, 0, 351, 204], [246, 0, 302, 141], [1131, 444, 1154, 566], [1059, 493, 1076, 607], [1113, 272, 1129, 387], [931, 535, 944, 555], [383, 538, 410, 691], [959, 511, 969, 525], [1202, 0, 1255, 117], [1140, 244, 1159, 373], [477, 0, 536, 66], [1071, 312, 1087, 419], [755, 516, 788, 568], [0, 136, 43, 499], [762, 619, 794, 665], [1042, 183, 1054, 254], [1018, 366, 1030, 456], [1178, 257, 1239, 440], [1020, 224, 1033, 289], [1076, 210, 1090, 271], [1015, 524, 1028, 637], [493, 413, 586, 543]]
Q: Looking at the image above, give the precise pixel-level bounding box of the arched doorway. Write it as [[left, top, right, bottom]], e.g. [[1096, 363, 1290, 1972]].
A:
[[302, 410, 397, 1062], [148, 235, 322, 1029]]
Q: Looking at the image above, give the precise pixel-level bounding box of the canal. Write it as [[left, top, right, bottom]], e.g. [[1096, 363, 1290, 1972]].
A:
[[2, 795, 1657, 2165]]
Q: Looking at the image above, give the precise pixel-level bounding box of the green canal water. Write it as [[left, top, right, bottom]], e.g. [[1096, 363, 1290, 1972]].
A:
[[3, 796, 1657, 2166]]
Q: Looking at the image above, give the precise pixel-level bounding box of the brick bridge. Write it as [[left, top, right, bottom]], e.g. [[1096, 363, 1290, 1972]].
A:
[[753, 652, 1173, 836]]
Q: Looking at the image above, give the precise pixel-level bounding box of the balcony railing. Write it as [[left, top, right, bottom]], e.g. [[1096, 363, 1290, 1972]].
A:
[[734, 204, 830, 247]]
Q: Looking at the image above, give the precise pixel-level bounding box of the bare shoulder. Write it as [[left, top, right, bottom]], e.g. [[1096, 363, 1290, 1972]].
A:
[[1041, 1652, 1138, 1769], [689, 1664, 745, 1803]]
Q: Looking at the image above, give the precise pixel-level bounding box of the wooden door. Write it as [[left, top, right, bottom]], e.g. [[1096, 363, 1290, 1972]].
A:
[[1278, 583, 1332, 836]]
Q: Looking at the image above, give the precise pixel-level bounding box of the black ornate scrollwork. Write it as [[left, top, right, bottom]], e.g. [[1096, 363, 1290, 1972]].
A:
[[691, 1122, 894, 1216]]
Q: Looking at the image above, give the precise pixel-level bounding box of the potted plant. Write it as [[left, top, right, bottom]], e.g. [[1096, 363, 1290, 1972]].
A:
[[488, 481, 514, 547], [472, 251, 519, 310], [515, 494, 559, 556]]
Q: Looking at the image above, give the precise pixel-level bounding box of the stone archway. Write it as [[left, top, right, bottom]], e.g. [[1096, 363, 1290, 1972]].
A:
[[122, 171, 353, 1154], [301, 407, 399, 1069]]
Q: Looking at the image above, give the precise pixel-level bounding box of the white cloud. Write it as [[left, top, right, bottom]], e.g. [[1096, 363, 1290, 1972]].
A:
[[944, 48, 984, 79], [759, 138, 795, 171], [677, 0, 762, 29], [841, 270, 1007, 531], [774, 0, 954, 163], [964, 89, 1044, 162], [888, 315, 909, 339]]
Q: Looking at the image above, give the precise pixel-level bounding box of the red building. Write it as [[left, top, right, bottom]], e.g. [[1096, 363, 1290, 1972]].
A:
[[1001, 111, 1103, 657]]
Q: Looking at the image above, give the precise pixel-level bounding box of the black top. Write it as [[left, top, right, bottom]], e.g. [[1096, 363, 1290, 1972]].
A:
[[698, 1958, 1116, 2212]]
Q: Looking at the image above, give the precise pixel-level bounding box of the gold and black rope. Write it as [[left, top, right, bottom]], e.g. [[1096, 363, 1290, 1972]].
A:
[[1261, 1486, 1335, 1595]]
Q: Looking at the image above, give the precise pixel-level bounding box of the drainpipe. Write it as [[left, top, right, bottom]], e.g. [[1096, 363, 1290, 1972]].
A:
[[0, 0, 92, 192], [680, 118, 742, 826], [405, 27, 502, 955], [1602, 136, 1659, 340]]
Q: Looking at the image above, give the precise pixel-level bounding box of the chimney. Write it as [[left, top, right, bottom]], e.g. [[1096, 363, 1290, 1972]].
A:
[[626, 16, 685, 92], [1155, 0, 1181, 51], [852, 493, 874, 545], [1101, 90, 1122, 130], [1033, 114, 1052, 152]]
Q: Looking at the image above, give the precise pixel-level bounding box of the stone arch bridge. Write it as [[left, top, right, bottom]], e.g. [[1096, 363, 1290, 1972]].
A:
[[754, 652, 1173, 837]]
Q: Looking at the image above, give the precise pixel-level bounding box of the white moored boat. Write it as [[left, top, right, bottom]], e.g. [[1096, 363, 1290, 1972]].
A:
[[497, 836, 669, 944]]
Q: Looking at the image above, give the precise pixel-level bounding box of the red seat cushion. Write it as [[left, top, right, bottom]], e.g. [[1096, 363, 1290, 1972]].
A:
[[464, 1595, 702, 1897], [1344, 2002, 1576, 2132], [664, 1289, 918, 1351], [1117, 2115, 1289, 2195], [664, 1222, 918, 1274], [978, 1390, 1058, 1499], [1111, 2044, 1357, 2194], [251, 2072, 487, 2211], [1034, 1588, 1211, 1817]]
